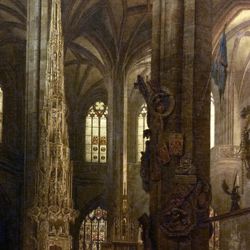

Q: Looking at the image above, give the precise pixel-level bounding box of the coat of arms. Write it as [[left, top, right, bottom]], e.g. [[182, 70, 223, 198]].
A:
[[169, 133, 184, 156]]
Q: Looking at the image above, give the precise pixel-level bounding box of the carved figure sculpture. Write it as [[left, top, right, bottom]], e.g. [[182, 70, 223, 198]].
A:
[[160, 179, 211, 237], [138, 214, 152, 250], [240, 106, 250, 178], [135, 75, 175, 186], [160, 182, 196, 237], [140, 139, 151, 192], [222, 176, 241, 212]]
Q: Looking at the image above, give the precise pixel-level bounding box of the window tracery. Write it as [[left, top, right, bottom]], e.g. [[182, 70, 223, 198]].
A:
[[79, 207, 107, 250], [85, 102, 108, 163], [137, 104, 148, 161]]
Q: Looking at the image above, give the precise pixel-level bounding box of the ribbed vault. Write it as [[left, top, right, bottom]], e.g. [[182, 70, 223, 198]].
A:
[[0, 0, 152, 110], [62, 0, 152, 108], [213, 8, 250, 109]]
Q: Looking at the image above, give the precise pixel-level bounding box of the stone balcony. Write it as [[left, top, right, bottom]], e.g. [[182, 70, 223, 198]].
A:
[[211, 145, 241, 163]]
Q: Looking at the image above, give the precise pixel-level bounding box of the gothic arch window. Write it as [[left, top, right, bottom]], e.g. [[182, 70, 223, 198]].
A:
[[79, 207, 107, 250], [210, 93, 215, 149], [209, 207, 220, 250], [137, 104, 148, 161], [85, 101, 108, 163]]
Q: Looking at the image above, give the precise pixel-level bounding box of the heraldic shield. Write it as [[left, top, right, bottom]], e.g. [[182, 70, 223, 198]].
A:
[[169, 133, 184, 156], [160, 181, 196, 237]]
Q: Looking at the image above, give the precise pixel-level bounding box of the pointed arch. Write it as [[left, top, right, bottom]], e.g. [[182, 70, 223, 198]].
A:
[[79, 207, 107, 250], [85, 101, 108, 163]]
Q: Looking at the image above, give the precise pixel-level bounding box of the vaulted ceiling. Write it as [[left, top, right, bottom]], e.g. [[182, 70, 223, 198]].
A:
[[222, 10, 250, 108], [0, 0, 152, 110], [62, 0, 152, 108], [0, 0, 26, 45], [0, 0, 26, 94], [2, 0, 250, 110]]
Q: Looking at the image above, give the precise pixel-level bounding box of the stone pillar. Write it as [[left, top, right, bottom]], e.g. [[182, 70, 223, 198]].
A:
[[23, 0, 49, 248], [25, 1, 78, 249], [106, 68, 138, 244], [105, 71, 122, 241], [146, 0, 212, 249], [106, 70, 125, 241]]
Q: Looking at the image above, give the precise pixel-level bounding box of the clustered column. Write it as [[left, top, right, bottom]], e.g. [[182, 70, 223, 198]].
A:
[[139, 0, 212, 249], [23, 0, 48, 248]]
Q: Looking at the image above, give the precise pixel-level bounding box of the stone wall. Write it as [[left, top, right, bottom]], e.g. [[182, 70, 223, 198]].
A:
[[220, 214, 250, 250]]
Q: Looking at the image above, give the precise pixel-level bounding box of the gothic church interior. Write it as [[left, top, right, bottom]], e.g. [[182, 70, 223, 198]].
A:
[[0, 0, 250, 250]]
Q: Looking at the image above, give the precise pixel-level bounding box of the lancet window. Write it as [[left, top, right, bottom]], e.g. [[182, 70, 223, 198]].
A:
[[85, 101, 108, 163], [79, 207, 107, 250]]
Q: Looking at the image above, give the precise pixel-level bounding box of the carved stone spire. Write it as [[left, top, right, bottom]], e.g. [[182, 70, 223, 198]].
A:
[[29, 1, 78, 249]]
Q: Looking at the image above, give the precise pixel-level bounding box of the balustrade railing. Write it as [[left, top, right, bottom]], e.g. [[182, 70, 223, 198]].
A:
[[211, 145, 241, 162]]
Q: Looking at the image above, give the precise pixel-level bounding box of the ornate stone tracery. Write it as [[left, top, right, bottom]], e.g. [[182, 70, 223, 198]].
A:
[[28, 0, 78, 249]]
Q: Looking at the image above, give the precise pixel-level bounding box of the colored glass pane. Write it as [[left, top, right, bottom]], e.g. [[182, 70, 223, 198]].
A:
[[79, 207, 107, 250], [85, 102, 108, 163]]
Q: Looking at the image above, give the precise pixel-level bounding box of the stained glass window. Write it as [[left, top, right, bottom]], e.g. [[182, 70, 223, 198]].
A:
[[85, 102, 108, 163], [209, 207, 220, 250], [137, 104, 148, 161], [79, 207, 107, 250]]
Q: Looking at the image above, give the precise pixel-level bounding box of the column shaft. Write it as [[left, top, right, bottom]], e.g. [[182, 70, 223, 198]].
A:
[[148, 0, 212, 249]]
